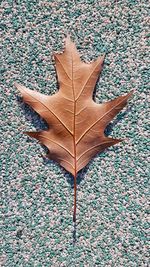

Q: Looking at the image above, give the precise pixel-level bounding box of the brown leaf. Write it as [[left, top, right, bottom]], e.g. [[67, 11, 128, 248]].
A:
[[15, 35, 133, 222]]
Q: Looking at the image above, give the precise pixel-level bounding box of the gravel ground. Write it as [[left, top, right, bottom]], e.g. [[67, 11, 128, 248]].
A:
[[0, 0, 149, 266]]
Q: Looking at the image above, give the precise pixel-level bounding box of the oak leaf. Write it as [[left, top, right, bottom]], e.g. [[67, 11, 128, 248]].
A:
[[15, 36, 133, 222]]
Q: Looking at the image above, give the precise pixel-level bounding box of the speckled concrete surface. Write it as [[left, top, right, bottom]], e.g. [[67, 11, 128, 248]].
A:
[[0, 0, 149, 266]]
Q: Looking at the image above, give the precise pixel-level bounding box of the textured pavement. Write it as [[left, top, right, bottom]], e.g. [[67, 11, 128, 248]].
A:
[[0, 1, 149, 266]]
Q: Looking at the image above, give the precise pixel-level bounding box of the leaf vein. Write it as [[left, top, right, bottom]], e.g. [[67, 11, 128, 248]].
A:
[[38, 135, 74, 158], [22, 88, 73, 136], [76, 95, 129, 144]]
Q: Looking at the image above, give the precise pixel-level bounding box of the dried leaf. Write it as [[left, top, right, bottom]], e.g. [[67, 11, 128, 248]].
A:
[[15, 36, 133, 222]]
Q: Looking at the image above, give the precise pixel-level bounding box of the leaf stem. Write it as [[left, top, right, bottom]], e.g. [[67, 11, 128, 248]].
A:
[[73, 172, 77, 222]]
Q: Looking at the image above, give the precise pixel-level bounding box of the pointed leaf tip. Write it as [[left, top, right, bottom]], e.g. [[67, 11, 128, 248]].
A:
[[125, 90, 134, 101], [14, 82, 24, 95], [14, 82, 25, 93], [109, 137, 123, 145], [65, 34, 73, 47], [65, 33, 71, 40], [121, 137, 128, 143], [23, 131, 36, 137], [101, 53, 106, 59], [23, 131, 31, 136], [100, 53, 106, 64], [14, 82, 19, 88]]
